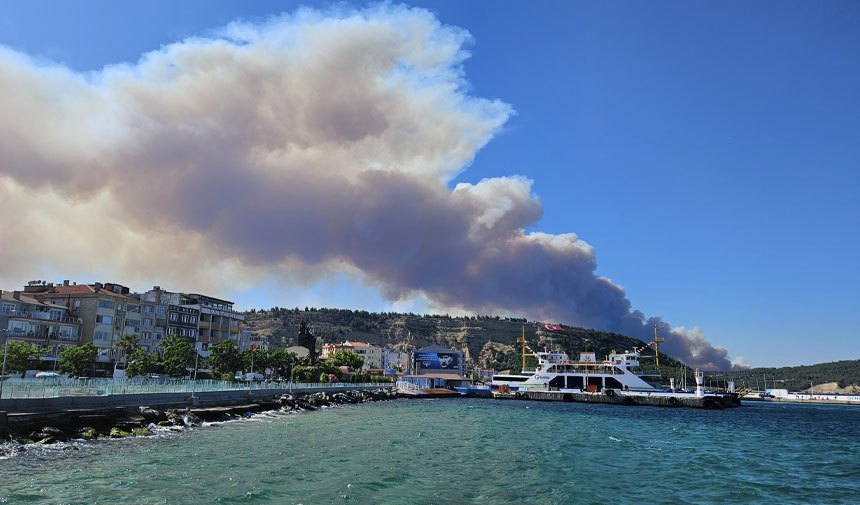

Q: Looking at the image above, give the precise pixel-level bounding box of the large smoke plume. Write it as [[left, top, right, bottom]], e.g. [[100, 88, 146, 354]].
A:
[[0, 5, 743, 370]]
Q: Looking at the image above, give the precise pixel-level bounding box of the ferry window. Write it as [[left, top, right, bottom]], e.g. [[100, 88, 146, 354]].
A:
[[549, 376, 565, 388], [606, 378, 623, 389], [566, 376, 582, 388]]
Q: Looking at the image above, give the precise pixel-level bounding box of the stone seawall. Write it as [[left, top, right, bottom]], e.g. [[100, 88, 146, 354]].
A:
[[0, 384, 388, 414], [0, 387, 397, 445]]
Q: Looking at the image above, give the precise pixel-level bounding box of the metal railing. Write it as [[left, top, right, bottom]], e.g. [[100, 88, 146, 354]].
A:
[[396, 380, 422, 393], [0, 377, 389, 400]]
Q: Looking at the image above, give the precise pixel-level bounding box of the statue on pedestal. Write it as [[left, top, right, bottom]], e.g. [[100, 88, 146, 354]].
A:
[[297, 320, 317, 364]]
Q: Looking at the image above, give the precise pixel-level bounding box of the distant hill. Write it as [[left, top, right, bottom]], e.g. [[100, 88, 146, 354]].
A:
[[243, 307, 860, 390], [702, 360, 860, 393]]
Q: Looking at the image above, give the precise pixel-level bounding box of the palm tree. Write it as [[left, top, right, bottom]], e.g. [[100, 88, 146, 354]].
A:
[[117, 333, 140, 361]]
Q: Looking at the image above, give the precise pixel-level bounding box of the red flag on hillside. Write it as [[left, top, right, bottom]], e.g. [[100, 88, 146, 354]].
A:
[[540, 323, 565, 333]]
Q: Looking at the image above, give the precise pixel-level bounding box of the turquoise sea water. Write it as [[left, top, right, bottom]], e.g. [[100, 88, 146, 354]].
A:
[[2, 399, 859, 505]]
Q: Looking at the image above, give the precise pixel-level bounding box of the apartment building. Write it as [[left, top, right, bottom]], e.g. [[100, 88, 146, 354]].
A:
[[0, 288, 81, 368], [142, 288, 242, 356], [239, 329, 269, 352], [139, 287, 198, 348], [321, 341, 384, 370], [21, 280, 143, 374], [184, 293, 244, 355]]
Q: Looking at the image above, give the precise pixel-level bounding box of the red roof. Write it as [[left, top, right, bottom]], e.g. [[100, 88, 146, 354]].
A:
[[0, 289, 63, 308], [40, 284, 137, 300]]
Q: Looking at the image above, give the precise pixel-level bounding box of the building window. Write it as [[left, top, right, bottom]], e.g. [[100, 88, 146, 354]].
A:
[[156, 306, 166, 315], [190, 316, 197, 324], [1, 302, 16, 315], [98, 299, 115, 310], [73, 299, 81, 309], [96, 314, 113, 325], [144, 305, 153, 313], [169, 313, 177, 321], [128, 304, 140, 313], [143, 318, 152, 327], [94, 331, 110, 341]]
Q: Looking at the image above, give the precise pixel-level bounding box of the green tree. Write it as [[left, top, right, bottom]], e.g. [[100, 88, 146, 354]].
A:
[[58, 342, 97, 377], [269, 349, 302, 379], [208, 341, 242, 377], [242, 348, 270, 375], [2, 340, 44, 375], [125, 348, 158, 378], [161, 335, 195, 377], [328, 349, 363, 371], [291, 364, 316, 382], [116, 333, 140, 360]]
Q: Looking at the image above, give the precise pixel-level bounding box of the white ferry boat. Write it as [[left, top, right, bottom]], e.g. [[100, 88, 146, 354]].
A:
[[518, 348, 659, 393]]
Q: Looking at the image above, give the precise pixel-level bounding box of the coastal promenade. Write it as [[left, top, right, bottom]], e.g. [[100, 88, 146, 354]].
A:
[[0, 377, 389, 414]]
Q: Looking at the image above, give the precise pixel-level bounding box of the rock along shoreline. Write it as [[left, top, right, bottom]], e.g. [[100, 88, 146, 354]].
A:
[[0, 388, 399, 451]]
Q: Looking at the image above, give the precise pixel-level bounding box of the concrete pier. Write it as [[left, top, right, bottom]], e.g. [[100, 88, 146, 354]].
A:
[[496, 390, 740, 409]]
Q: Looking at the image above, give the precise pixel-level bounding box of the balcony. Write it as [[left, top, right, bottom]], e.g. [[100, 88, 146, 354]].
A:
[[8, 310, 82, 325]]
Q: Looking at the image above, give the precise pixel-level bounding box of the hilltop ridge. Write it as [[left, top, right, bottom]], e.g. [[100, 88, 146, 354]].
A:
[[243, 306, 682, 374]]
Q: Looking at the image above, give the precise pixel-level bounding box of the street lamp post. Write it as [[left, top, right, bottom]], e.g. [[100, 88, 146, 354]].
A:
[[191, 350, 200, 399], [1, 329, 9, 400], [289, 356, 295, 393]]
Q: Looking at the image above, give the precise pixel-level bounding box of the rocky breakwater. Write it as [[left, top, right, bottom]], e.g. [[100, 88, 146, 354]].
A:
[[275, 388, 398, 412], [4, 406, 208, 446]]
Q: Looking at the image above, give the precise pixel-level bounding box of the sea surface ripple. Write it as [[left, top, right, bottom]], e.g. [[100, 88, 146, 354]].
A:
[[1, 399, 858, 504]]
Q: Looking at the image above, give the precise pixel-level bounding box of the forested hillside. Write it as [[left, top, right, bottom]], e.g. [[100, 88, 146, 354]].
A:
[[243, 306, 686, 375]]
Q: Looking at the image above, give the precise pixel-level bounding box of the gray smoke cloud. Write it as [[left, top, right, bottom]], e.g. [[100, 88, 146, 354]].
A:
[[0, 5, 744, 370]]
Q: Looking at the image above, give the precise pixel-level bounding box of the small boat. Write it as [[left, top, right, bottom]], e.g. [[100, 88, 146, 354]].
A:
[[453, 385, 493, 396]]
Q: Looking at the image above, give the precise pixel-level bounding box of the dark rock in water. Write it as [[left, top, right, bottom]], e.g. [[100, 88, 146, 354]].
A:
[[114, 416, 147, 431], [131, 427, 154, 436], [165, 408, 201, 426], [156, 420, 173, 428], [77, 427, 99, 440], [277, 393, 296, 408], [139, 407, 165, 421], [29, 426, 68, 444], [62, 445, 80, 451], [110, 427, 131, 438]]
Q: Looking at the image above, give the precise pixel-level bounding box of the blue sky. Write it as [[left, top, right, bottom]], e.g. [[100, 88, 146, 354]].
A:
[[2, 1, 858, 367]]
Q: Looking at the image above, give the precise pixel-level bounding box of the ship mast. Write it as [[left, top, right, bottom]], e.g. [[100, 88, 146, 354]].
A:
[[518, 325, 536, 372], [652, 324, 665, 370]]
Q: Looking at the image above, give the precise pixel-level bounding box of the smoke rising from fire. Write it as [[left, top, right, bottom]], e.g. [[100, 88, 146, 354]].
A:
[[0, 5, 743, 370]]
